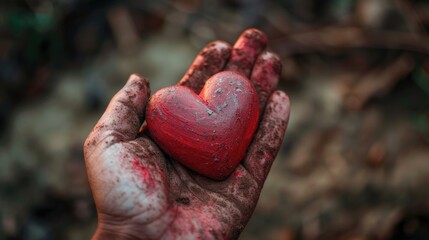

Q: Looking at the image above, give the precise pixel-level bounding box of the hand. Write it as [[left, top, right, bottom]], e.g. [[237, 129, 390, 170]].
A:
[[84, 29, 290, 240]]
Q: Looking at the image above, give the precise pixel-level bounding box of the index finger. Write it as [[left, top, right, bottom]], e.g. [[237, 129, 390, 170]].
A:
[[178, 41, 231, 93], [224, 29, 267, 77]]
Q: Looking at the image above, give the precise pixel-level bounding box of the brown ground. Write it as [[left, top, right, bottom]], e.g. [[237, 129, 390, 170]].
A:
[[1, 0, 429, 239]]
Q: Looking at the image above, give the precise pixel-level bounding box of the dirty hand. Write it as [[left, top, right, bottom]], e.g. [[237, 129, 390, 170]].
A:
[[84, 29, 290, 240]]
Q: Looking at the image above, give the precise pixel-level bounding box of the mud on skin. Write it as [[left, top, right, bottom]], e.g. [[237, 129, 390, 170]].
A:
[[225, 29, 268, 77], [251, 52, 282, 112], [84, 29, 290, 239], [179, 41, 231, 93]]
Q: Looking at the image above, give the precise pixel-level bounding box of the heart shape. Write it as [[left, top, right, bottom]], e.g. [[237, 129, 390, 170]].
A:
[[146, 71, 259, 180]]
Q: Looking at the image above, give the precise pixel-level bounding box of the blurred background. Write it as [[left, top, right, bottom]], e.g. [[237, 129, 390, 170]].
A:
[[1, 0, 429, 239]]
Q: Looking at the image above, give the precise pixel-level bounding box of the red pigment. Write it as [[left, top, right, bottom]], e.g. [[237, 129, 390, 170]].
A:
[[146, 71, 259, 180], [132, 156, 156, 193], [233, 170, 243, 178]]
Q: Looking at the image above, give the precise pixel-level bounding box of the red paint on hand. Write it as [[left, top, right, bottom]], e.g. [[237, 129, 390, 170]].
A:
[[233, 170, 243, 178], [146, 71, 259, 180], [132, 156, 156, 193]]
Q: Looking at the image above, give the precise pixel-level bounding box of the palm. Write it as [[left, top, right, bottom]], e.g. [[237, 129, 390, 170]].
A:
[[84, 29, 290, 239], [89, 135, 260, 239]]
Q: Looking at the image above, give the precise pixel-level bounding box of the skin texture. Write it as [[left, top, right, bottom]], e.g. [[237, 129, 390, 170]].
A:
[[146, 71, 259, 180], [84, 29, 291, 239]]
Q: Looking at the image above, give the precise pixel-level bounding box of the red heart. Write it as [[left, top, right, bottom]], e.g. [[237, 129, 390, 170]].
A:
[[146, 71, 259, 180]]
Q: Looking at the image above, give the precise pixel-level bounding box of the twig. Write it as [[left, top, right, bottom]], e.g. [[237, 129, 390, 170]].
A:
[[272, 26, 429, 56], [344, 54, 415, 110], [396, 0, 429, 38]]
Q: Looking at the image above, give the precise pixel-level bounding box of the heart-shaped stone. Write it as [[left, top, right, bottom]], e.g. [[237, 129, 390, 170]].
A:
[[146, 71, 259, 180]]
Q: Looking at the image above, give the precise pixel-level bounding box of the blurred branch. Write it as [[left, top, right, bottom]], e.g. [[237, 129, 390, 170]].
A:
[[344, 54, 415, 110], [272, 26, 429, 56], [396, 0, 429, 38], [107, 6, 139, 54]]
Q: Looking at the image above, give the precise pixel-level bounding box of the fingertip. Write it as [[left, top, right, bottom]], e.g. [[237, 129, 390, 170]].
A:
[[114, 74, 151, 119], [239, 28, 268, 47], [203, 40, 232, 61], [261, 51, 280, 60], [261, 51, 281, 65], [127, 73, 149, 87], [209, 40, 232, 52], [268, 90, 291, 121], [258, 52, 282, 75], [233, 28, 267, 53], [270, 90, 289, 106], [128, 73, 143, 82], [125, 73, 151, 96]]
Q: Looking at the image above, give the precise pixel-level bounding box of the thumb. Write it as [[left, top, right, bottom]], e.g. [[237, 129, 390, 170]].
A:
[[84, 74, 150, 154]]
